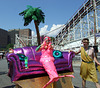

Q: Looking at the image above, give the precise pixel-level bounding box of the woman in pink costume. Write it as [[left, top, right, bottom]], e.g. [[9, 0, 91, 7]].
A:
[[36, 36, 74, 88]]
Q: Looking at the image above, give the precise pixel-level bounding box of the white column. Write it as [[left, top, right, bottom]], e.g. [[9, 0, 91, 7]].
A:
[[87, 9, 90, 37]]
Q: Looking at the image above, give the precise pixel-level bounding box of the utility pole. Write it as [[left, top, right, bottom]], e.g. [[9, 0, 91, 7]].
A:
[[93, 0, 96, 46], [93, 0, 98, 68]]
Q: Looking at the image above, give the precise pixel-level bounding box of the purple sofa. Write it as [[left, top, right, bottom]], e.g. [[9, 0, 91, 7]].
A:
[[6, 46, 75, 82]]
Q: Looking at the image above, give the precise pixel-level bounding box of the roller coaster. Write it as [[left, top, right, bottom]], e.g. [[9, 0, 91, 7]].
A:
[[52, 0, 100, 51]]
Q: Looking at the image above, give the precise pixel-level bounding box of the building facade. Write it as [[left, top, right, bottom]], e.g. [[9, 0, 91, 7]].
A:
[[0, 28, 32, 49], [8, 29, 20, 44], [0, 28, 8, 49], [19, 28, 31, 37], [8, 28, 32, 46], [19, 28, 32, 46]]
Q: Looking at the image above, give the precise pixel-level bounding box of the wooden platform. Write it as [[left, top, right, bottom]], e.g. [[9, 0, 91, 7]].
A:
[[14, 72, 74, 88]]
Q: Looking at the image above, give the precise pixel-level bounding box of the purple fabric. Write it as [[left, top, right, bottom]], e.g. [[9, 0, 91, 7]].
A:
[[31, 46, 42, 61], [14, 48, 24, 54], [21, 60, 43, 69], [55, 63, 69, 68], [54, 58, 68, 65], [22, 47, 35, 61], [6, 46, 75, 82]]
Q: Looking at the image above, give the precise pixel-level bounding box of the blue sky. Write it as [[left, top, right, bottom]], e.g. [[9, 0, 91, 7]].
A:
[[0, 0, 86, 36]]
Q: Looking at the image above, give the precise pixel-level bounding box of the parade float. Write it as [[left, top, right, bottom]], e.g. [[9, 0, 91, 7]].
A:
[[6, 45, 75, 88], [6, 5, 75, 88]]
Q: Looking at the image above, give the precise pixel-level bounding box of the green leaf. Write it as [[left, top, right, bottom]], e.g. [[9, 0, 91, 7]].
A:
[[27, 5, 33, 9], [32, 15, 37, 20], [19, 9, 29, 16]]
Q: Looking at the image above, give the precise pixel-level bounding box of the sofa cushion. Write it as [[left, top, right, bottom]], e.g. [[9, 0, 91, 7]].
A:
[[22, 47, 35, 61], [28, 60, 43, 67], [31, 46, 42, 62], [54, 58, 68, 65], [55, 63, 69, 68], [20, 60, 43, 69]]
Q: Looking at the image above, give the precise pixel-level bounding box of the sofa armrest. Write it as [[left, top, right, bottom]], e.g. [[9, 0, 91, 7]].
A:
[[6, 53, 19, 61], [63, 52, 75, 65], [6, 53, 22, 70], [69, 52, 75, 59], [68, 52, 75, 64], [9, 56, 22, 71]]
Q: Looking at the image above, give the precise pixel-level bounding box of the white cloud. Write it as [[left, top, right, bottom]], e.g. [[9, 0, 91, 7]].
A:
[[40, 25, 49, 35], [40, 24, 64, 37], [31, 24, 64, 45], [32, 24, 64, 37], [48, 24, 64, 37]]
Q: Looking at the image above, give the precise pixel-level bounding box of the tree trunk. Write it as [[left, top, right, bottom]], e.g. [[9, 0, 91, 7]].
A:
[[34, 21, 41, 46]]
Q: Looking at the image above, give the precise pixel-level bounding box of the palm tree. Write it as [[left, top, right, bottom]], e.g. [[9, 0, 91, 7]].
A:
[[19, 5, 45, 45]]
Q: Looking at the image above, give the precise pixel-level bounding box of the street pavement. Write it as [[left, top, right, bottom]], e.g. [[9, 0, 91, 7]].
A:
[[0, 58, 100, 88], [0, 58, 15, 88]]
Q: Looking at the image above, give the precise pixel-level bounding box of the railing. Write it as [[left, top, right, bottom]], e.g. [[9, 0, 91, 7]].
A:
[[54, 0, 100, 47]]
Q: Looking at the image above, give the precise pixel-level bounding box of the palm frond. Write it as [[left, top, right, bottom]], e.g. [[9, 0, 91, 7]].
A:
[[19, 9, 29, 16], [24, 8, 34, 18], [27, 5, 33, 9], [24, 17, 32, 26], [32, 15, 37, 20], [34, 8, 45, 25]]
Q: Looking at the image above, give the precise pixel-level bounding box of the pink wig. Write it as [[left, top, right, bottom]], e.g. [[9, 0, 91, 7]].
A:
[[44, 36, 51, 41]]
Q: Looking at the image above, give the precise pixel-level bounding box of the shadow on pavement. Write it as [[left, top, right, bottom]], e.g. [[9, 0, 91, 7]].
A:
[[0, 71, 7, 75], [74, 86, 80, 88], [2, 85, 15, 88]]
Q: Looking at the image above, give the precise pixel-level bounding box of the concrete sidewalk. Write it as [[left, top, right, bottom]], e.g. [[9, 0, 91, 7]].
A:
[[0, 58, 15, 88], [72, 61, 81, 67]]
